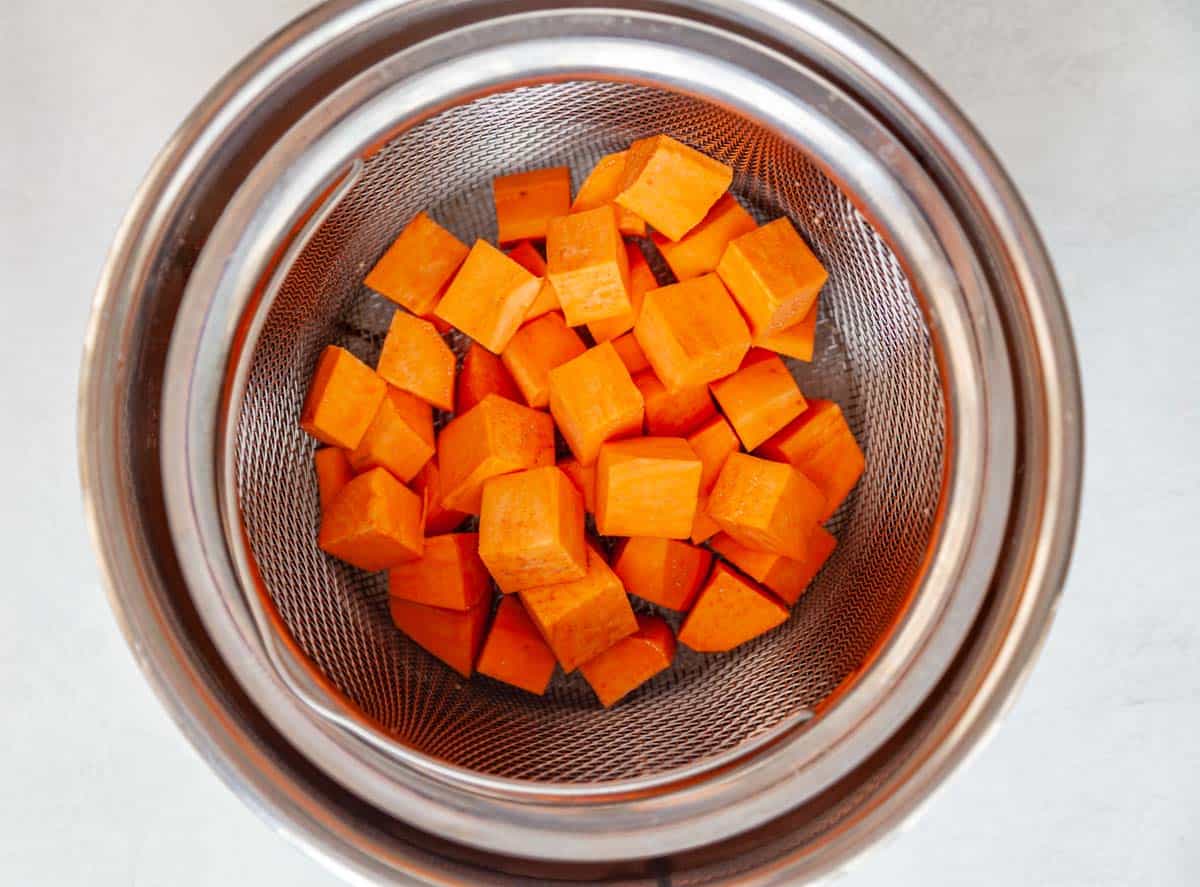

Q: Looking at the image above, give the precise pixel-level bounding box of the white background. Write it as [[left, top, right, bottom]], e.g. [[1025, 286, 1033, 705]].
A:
[[2, 1, 1197, 884]]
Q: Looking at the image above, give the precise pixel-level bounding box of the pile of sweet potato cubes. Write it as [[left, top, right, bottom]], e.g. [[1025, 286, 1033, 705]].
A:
[[300, 134, 864, 707]]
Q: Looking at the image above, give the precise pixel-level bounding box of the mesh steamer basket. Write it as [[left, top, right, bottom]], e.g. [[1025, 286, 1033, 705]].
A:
[[79, 0, 1083, 883]]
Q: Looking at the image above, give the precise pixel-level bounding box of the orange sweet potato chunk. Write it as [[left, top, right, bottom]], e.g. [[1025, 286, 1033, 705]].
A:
[[587, 242, 654, 343], [678, 563, 788, 652], [558, 458, 596, 514], [710, 350, 807, 450], [493, 166, 571, 243], [506, 240, 560, 322], [690, 499, 721, 544], [300, 345, 387, 449], [571, 150, 647, 237], [548, 343, 645, 467], [707, 453, 824, 561], [686, 415, 740, 495], [519, 547, 638, 671], [477, 596, 558, 694], [717, 217, 828, 336], [313, 447, 353, 509], [613, 537, 712, 611], [412, 457, 467, 535], [546, 205, 632, 326], [633, 273, 750, 392], [754, 302, 817, 362], [610, 331, 650, 376], [652, 193, 756, 281], [501, 313, 587, 409], [388, 532, 491, 610], [456, 342, 521, 414], [595, 437, 702, 539], [634, 370, 717, 437], [580, 614, 676, 707], [319, 468, 424, 570], [376, 311, 456, 411], [478, 466, 588, 593], [389, 596, 489, 678], [615, 134, 733, 241], [710, 526, 836, 606], [347, 388, 434, 482], [434, 240, 542, 353], [757, 399, 865, 521], [364, 211, 469, 316], [437, 394, 556, 514]]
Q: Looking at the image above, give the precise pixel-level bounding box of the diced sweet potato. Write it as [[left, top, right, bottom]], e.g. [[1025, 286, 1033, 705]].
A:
[[318, 467, 424, 570], [633, 370, 717, 437], [717, 217, 828, 336], [501, 313, 587, 409], [571, 150, 647, 237], [347, 388, 435, 483], [546, 205, 632, 326], [610, 331, 650, 376], [757, 399, 865, 520], [707, 453, 824, 561], [558, 458, 596, 514], [364, 211, 469, 316], [652, 193, 756, 281], [615, 135, 733, 241], [388, 532, 491, 610], [376, 311, 456, 411], [519, 547, 637, 671], [686, 415, 740, 495], [754, 302, 817, 361], [412, 458, 467, 535], [710, 350, 807, 450], [710, 526, 836, 606], [548, 343, 644, 466], [313, 447, 353, 509], [456, 341, 521, 414], [437, 394, 555, 514], [476, 596, 558, 694], [595, 437, 702, 539], [690, 498, 721, 544], [478, 466, 587, 593], [633, 273, 750, 392], [678, 563, 788, 652], [300, 345, 387, 449], [434, 240, 542, 353], [587, 242, 653, 343], [493, 166, 571, 243], [579, 614, 675, 707], [389, 596, 489, 678], [505, 240, 561, 322], [612, 537, 712, 611]]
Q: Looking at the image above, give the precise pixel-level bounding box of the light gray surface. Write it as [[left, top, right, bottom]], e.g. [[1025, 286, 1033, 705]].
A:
[[1, 0, 1196, 884]]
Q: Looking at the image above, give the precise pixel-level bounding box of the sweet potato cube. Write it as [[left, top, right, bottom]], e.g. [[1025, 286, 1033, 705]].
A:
[[456, 342, 521, 414], [548, 343, 644, 466], [300, 345, 387, 449], [757, 399, 865, 520], [633, 370, 717, 437], [615, 135, 733, 241], [610, 331, 650, 376], [587, 242, 653, 342], [478, 466, 587, 593], [313, 447, 353, 509], [389, 596, 489, 678], [595, 437, 702, 538], [613, 537, 712, 611], [437, 394, 556, 514], [376, 311, 456, 411], [690, 498, 721, 544], [493, 166, 571, 243], [519, 547, 637, 671], [501, 313, 587, 409], [634, 273, 750, 392], [434, 240, 542, 353], [707, 453, 824, 561], [571, 150, 647, 237], [710, 350, 807, 450], [580, 614, 675, 707], [678, 563, 788, 652], [388, 533, 491, 610], [364, 211, 469, 316], [687, 415, 740, 495], [476, 596, 558, 695], [653, 193, 756, 281], [717, 217, 828, 336], [710, 526, 836, 606], [318, 468, 424, 570], [504, 240, 561, 323], [412, 458, 467, 535], [347, 388, 435, 483], [558, 458, 596, 514], [545, 205, 632, 326], [754, 302, 817, 361]]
